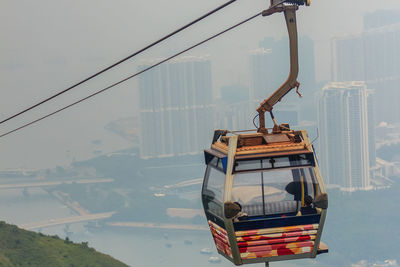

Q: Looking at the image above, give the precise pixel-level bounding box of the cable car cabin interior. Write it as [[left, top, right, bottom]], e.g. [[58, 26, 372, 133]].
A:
[[202, 128, 328, 265]]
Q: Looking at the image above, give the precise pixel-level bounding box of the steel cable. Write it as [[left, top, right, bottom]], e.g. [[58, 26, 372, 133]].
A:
[[0, 0, 238, 125], [0, 11, 263, 139]]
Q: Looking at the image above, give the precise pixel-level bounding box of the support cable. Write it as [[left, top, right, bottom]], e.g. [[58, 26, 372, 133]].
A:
[[0, 0, 238, 125], [0, 11, 262, 139]]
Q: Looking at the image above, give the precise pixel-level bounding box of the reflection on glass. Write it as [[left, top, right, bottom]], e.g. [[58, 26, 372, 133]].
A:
[[209, 156, 218, 167], [232, 172, 263, 205], [270, 157, 290, 168], [262, 169, 295, 203], [204, 167, 225, 203], [234, 154, 314, 172], [202, 166, 225, 217], [234, 159, 262, 172], [230, 167, 319, 216]]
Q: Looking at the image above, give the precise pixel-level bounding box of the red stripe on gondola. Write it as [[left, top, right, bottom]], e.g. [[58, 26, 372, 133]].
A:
[[237, 230, 318, 242], [238, 241, 314, 253], [238, 235, 314, 247]]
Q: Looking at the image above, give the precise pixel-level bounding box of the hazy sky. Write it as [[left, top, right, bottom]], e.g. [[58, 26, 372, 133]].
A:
[[1, 0, 400, 169]]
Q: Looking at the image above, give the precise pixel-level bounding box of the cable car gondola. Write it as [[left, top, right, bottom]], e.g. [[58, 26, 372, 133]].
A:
[[202, 129, 328, 265], [202, 0, 328, 265]]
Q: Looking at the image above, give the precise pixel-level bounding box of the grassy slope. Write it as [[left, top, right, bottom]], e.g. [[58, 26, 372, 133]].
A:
[[0, 221, 128, 267]]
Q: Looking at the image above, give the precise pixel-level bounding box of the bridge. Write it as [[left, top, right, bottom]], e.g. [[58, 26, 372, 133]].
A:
[[107, 221, 208, 231], [19, 212, 115, 230]]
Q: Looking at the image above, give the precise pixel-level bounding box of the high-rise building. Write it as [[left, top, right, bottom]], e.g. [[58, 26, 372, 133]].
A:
[[215, 101, 254, 131], [317, 81, 372, 190], [249, 48, 300, 128], [258, 36, 316, 98], [366, 89, 376, 168], [363, 23, 400, 124], [249, 48, 276, 102], [216, 84, 253, 131], [331, 11, 400, 124], [363, 9, 400, 30], [253, 36, 317, 123], [138, 56, 214, 158], [331, 34, 365, 82]]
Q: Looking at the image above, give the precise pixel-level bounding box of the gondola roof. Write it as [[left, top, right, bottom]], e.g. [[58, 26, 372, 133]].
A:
[[207, 130, 313, 160]]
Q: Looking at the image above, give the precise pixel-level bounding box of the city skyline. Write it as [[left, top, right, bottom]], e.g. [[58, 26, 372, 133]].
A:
[[1, 1, 400, 170], [1, 2, 400, 266]]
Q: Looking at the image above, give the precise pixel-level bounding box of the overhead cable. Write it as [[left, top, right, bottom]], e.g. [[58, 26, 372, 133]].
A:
[[0, 0, 238, 126], [0, 11, 262, 139]]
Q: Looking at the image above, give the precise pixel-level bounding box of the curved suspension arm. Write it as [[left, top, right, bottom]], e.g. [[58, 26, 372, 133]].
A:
[[257, 4, 301, 133]]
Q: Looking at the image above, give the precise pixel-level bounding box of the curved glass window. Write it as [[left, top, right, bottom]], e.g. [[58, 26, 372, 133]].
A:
[[262, 169, 296, 203], [231, 172, 263, 206], [231, 167, 320, 217], [202, 166, 225, 218]]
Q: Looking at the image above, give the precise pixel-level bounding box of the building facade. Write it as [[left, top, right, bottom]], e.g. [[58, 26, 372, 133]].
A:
[[249, 48, 276, 102], [250, 35, 317, 125], [317, 81, 371, 190], [331, 17, 400, 124], [215, 84, 253, 131], [138, 56, 214, 158]]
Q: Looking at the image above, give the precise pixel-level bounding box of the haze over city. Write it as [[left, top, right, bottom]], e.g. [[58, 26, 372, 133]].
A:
[[1, 0, 399, 168], [1, 1, 400, 267]]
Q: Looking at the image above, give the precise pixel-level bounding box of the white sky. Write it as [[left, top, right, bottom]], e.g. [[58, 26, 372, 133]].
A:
[[1, 0, 400, 169]]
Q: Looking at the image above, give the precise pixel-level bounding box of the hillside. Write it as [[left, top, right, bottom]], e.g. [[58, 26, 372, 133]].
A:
[[0, 221, 128, 267]]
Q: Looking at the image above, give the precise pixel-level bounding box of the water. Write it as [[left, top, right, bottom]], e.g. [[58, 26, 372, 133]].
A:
[[0, 187, 317, 267], [72, 228, 312, 267], [0, 188, 230, 266], [0, 188, 73, 225]]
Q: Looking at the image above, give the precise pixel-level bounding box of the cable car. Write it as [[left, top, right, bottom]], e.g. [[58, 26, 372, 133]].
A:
[[201, 1, 328, 265], [202, 128, 328, 265]]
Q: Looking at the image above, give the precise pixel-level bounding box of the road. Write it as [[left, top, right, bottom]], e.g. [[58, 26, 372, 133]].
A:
[[0, 178, 114, 190], [19, 212, 115, 230], [51, 190, 90, 216], [163, 178, 203, 189]]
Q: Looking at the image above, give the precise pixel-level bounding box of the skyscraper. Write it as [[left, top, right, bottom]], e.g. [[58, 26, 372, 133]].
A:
[[366, 89, 376, 168], [331, 34, 365, 82], [253, 36, 317, 123], [138, 56, 214, 158], [216, 84, 253, 131], [258, 36, 316, 98], [331, 11, 400, 124], [363, 23, 400, 124], [363, 9, 400, 30], [249, 48, 275, 102], [249, 48, 300, 128], [317, 81, 371, 191]]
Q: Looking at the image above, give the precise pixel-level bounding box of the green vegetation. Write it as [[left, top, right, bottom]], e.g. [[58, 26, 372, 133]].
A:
[[0, 221, 128, 267]]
